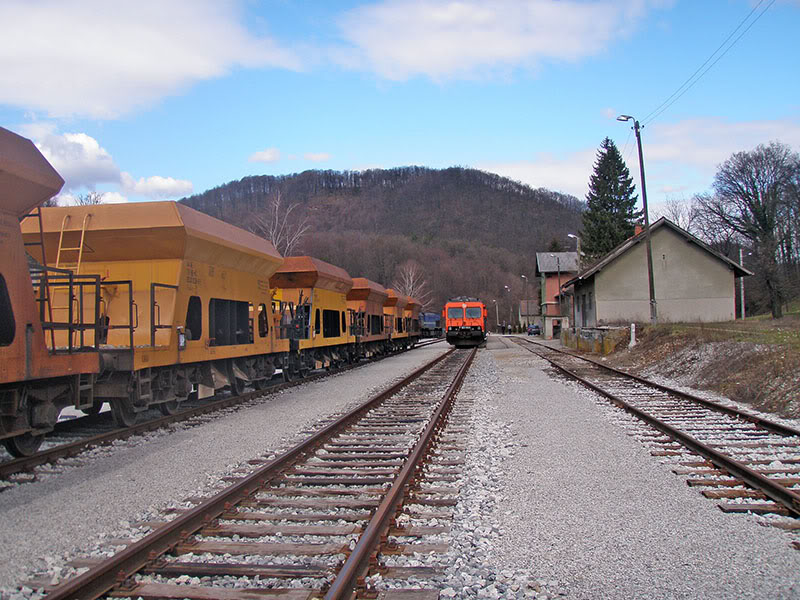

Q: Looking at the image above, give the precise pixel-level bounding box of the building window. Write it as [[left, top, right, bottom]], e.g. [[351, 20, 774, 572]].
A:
[[185, 295, 202, 341], [0, 274, 15, 346]]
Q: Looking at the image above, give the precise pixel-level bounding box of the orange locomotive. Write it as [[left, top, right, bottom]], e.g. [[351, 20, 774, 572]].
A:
[[443, 297, 488, 348]]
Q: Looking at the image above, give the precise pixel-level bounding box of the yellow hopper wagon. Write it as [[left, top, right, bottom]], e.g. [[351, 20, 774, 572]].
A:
[[346, 277, 391, 358], [269, 256, 353, 379], [384, 289, 410, 350], [22, 201, 284, 426], [404, 296, 422, 347]]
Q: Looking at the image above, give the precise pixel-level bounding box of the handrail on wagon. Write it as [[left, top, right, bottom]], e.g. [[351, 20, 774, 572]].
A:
[[30, 266, 101, 354], [151, 282, 179, 347], [98, 280, 136, 353]]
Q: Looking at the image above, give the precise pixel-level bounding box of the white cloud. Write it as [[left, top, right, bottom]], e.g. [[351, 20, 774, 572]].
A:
[[643, 117, 800, 171], [304, 152, 331, 162], [22, 125, 193, 199], [100, 191, 129, 204], [336, 0, 665, 80], [0, 0, 299, 118], [249, 148, 281, 163], [120, 173, 193, 199], [482, 116, 800, 209], [22, 124, 120, 190], [479, 148, 597, 199]]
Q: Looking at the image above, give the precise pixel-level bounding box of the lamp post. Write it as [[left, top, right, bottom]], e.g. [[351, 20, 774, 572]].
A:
[[492, 299, 499, 332], [566, 234, 580, 330], [739, 249, 751, 319], [504, 285, 512, 329], [567, 234, 581, 270], [520, 275, 528, 325], [617, 114, 657, 324]]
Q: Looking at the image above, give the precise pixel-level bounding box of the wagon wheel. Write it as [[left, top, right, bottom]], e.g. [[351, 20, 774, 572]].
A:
[[282, 368, 294, 383], [252, 378, 269, 391], [111, 399, 138, 428], [158, 400, 181, 416], [227, 362, 247, 396], [3, 432, 44, 458]]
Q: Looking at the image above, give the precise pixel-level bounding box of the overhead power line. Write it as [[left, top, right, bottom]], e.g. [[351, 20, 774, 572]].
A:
[[641, 0, 775, 127]]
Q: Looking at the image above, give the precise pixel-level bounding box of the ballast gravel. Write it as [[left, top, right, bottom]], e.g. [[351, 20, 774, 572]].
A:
[[483, 335, 800, 599], [3, 337, 800, 600], [0, 345, 449, 594]]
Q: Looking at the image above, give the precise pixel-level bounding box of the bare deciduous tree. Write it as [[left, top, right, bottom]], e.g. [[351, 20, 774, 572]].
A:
[[392, 260, 433, 308], [654, 196, 702, 235], [250, 191, 310, 256], [696, 141, 800, 318], [75, 191, 105, 205], [691, 193, 743, 257]]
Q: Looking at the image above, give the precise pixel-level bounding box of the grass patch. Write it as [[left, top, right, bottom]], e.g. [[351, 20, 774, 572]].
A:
[[606, 320, 800, 419]]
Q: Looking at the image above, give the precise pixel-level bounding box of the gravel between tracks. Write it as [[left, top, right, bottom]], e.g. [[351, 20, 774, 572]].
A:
[[483, 335, 800, 599], [4, 338, 800, 599], [0, 345, 449, 594]]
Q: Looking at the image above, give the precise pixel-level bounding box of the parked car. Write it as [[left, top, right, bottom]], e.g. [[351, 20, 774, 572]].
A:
[[527, 324, 541, 336]]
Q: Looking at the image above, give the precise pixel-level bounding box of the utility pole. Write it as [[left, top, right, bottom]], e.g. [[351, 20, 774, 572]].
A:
[[618, 115, 657, 324]]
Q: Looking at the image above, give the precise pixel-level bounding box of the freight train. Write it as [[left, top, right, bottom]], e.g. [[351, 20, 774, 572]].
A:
[[443, 297, 488, 348], [0, 126, 421, 457]]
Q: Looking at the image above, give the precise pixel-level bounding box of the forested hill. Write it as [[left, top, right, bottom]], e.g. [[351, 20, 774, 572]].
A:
[[179, 167, 584, 314], [180, 167, 582, 257]]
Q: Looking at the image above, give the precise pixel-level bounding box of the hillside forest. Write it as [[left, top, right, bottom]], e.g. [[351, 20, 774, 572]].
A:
[[180, 167, 583, 325]]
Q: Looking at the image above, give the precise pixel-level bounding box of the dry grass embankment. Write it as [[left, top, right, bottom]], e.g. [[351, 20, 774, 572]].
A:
[[604, 314, 800, 419]]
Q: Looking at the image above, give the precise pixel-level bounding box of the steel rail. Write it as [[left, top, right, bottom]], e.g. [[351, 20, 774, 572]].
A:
[[325, 346, 477, 599], [2, 374, 296, 479], [44, 349, 453, 600], [3, 343, 440, 480], [518, 341, 800, 516], [519, 338, 800, 438]]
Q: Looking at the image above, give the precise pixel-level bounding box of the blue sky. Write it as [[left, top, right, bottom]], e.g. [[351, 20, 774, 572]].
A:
[[2, 0, 798, 216]]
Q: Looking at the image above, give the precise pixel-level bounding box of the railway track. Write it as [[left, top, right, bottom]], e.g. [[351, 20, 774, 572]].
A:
[[513, 338, 800, 522], [1, 340, 445, 487], [38, 345, 474, 600]]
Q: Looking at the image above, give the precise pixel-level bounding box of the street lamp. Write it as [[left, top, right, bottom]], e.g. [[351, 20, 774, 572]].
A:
[[567, 234, 581, 270], [520, 275, 528, 325], [492, 299, 499, 332], [504, 285, 512, 331], [617, 114, 657, 324]]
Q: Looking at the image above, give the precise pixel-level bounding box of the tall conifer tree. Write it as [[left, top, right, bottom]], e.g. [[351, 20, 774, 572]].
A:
[[581, 137, 640, 258]]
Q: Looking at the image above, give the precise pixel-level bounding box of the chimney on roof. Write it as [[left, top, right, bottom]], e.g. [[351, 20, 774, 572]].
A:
[[635, 223, 644, 236]]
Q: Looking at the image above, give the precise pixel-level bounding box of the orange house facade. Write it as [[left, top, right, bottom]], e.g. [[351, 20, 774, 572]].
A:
[[535, 252, 579, 339]]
